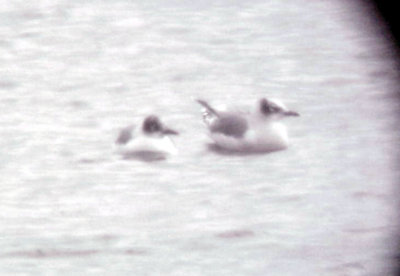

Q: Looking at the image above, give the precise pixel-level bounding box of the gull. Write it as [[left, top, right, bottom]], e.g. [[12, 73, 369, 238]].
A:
[[196, 98, 299, 153], [115, 115, 179, 161]]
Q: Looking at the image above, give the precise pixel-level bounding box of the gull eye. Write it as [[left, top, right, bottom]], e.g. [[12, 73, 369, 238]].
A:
[[262, 104, 270, 114]]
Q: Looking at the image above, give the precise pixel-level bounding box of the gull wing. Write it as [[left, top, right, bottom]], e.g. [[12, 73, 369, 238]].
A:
[[210, 113, 248, 138]]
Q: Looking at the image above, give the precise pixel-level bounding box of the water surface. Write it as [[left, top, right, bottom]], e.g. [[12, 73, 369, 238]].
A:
[[0, 0, 399, 275]]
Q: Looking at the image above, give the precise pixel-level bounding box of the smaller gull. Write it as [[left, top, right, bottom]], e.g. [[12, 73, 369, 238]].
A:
[[197, 98, 299, 153], [115, 115, 179, 161]]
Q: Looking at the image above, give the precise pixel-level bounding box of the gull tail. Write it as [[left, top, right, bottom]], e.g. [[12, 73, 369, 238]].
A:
[[115, 124, 135, 145], [196, 99, 219, 117]]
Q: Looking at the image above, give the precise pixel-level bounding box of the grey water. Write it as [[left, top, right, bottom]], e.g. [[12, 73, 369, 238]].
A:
[[0, 0, 399, 275]]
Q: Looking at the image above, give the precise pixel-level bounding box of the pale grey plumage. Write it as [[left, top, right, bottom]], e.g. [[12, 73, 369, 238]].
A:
[[197, 99, 248, 138], [209, 113, 248, 138]]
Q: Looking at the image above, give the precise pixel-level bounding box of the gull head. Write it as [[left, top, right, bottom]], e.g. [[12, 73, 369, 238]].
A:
[[142, 115, 179, 136], [259, 98, 300, 119]]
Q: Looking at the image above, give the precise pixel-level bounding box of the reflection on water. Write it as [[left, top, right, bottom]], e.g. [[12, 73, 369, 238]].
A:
[[0, 0, 399, 275]]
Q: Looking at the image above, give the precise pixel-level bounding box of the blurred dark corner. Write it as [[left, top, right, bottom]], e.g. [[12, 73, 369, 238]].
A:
[[369, 1, 400, 54], [366, 1, 400, 74], [367, 1, 400, 276], [368, 1, 400, 275]]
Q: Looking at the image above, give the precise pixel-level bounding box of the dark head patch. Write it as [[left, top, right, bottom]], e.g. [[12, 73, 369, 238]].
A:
[[260, 98, 282, 115], [142, 115, 162, 134]]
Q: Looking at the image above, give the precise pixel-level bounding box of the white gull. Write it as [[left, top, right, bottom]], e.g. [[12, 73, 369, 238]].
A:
[[115, 115, 179, 161], [197, 98, 299, 153]]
